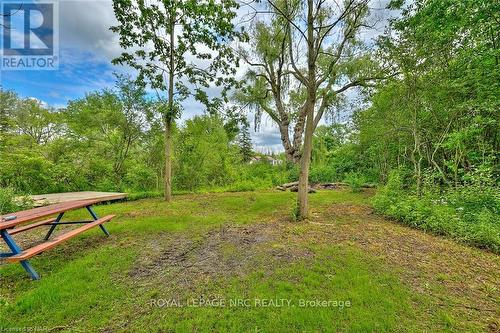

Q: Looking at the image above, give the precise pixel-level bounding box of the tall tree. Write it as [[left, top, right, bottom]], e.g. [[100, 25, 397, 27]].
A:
[[65, 76, 150, 185], [9, 98, 60, 146], [238, 121, 253, 162], [112, 0, 242, 201], [0, 89, 18, 150], [239, 0, 393, 219]]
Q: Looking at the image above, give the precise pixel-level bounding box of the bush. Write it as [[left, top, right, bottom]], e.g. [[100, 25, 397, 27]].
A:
[[374, 171, 500, 253], [344, 172, 366, 193], [0, 187, 33, 214], [0, 153, 55, 193], [309, 165, 338, 183], [174, 115, 239, 191], [234, 163, 295, 188], [125, 164, 158, 192], [126, 191, 163, 201], [0, 187, 17, 214], [225, 180, 260, 192]]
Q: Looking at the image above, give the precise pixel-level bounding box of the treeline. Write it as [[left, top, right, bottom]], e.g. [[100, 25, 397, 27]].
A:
[[0, 76, 294, 198], [357, 0, 499, 187], [354, 0, 499, 252], [0, 74, 371, 199], [1, 76, 163, 194]]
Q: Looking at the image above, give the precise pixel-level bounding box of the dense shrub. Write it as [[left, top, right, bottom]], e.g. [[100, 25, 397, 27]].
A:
[[0, 187, 17, 214], [174, 115, 239, 191], [125, 164, 158, 192], [126, 191, 163, 201], [237, 163, 295, 187], [344, 172, 366, 193], [225, 180, 260, 192], [374, 171, 500, 253], [0, 187, 33, 214], [309, 165, 338, 184], [0, 153, 55, 194]]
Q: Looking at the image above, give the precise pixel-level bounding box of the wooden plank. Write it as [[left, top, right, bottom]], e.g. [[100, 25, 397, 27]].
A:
[[0, 199, 103, 230], [9, 218, 56, 235], [5, 215, 115, 262], [28, 192, 127, 207]]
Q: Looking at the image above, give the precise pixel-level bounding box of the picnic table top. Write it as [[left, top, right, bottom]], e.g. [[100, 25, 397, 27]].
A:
[[29, 191, 127, 206], [1, 192, 127, 230]]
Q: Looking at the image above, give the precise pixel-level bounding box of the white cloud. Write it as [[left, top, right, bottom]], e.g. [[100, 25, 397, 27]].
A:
[[59, 0, 121, 61]]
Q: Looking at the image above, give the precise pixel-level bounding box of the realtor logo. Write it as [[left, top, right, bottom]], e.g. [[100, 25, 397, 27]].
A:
[[1, 1, 59, 70]]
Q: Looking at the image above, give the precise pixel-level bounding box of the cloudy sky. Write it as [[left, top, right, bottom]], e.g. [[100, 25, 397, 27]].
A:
[[0, 0, 394, 152]]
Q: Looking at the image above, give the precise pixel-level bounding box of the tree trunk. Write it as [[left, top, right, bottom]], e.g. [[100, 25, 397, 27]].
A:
[[164, 15, 175, 202], [164, 118, 173, 201], [297, 0, 316, 220], [297, 111, 314, 220]]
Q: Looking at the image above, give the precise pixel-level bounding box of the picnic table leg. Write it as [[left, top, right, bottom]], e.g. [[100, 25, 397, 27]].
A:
[[0, 229, 40, 280], [44, 212, 64, 240], [86, 206, 110, 236]]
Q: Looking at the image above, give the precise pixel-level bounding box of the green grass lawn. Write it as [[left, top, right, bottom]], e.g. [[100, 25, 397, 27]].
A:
[[1, 190, 498, 332]]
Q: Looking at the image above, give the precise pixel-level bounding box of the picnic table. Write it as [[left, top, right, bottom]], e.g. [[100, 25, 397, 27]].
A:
[[0, 192, 126, 280]]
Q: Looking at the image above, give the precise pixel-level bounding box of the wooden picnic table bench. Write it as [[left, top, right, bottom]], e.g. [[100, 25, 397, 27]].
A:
[[0, 193, 125, 280]]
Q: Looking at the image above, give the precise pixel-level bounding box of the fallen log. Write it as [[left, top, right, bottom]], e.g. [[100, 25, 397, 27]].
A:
[[289, 185, 316, 193], [315, 183, 342, 190], [317, 182, 376, 189], [278, 181, 376, 192], [281, 181, 299, 188]]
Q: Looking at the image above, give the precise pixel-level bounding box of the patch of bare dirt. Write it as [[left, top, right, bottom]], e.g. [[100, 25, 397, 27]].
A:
[[129, 222, 313, 288], [315, 203, 374, 220]]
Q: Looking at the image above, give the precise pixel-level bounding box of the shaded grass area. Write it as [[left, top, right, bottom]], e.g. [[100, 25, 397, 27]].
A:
[[0, 190, 498, 332]]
